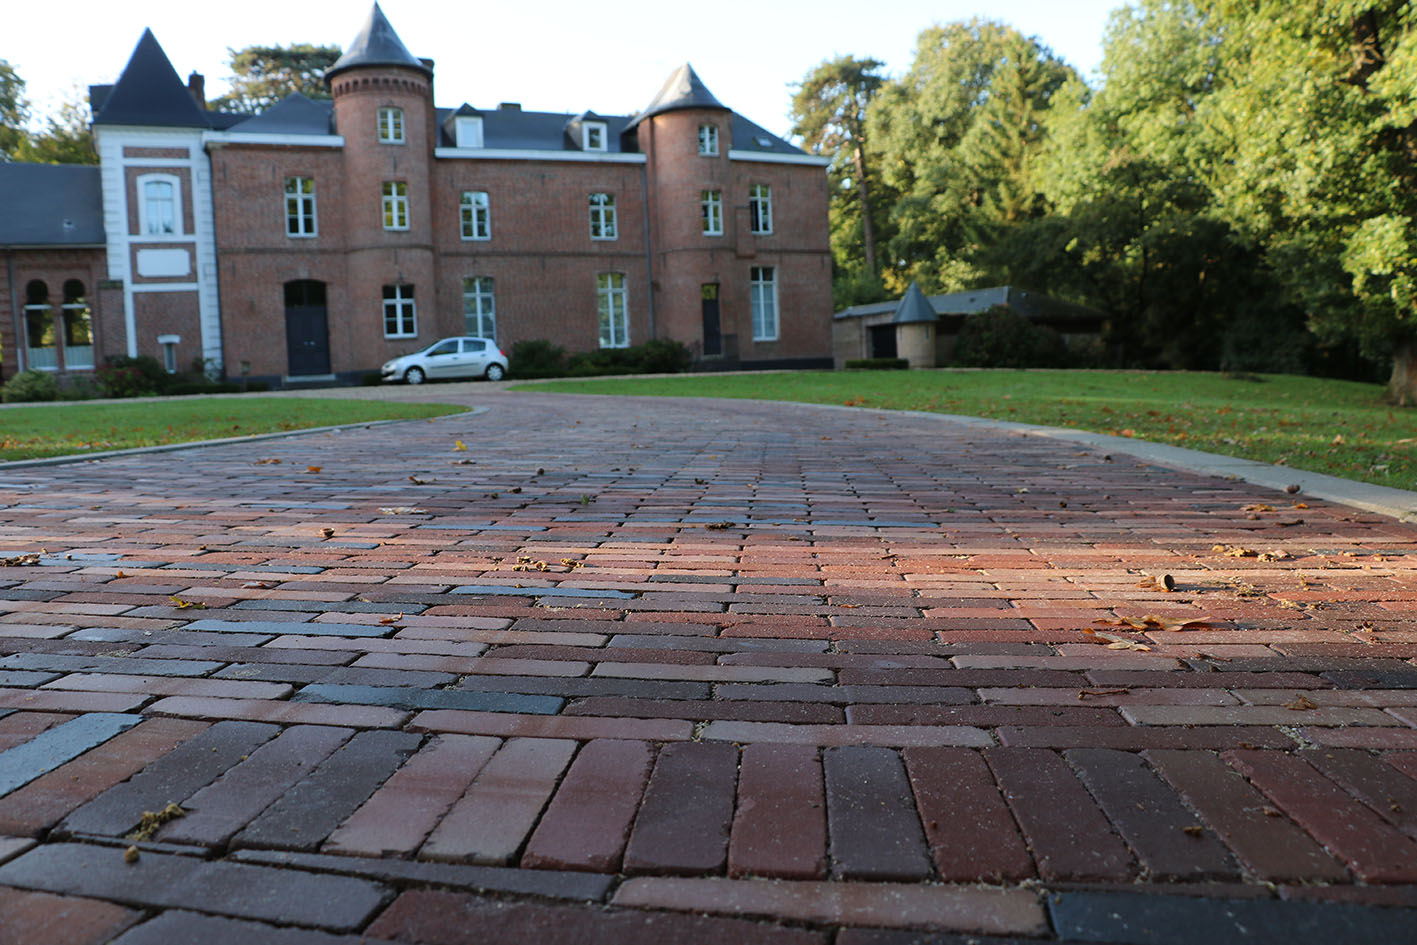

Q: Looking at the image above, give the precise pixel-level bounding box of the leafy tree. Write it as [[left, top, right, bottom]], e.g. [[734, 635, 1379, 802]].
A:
[[790, 56, 890, 290], [209, 44, 342, 114], [0, 60, 29, 160], [868, 20, 1076, 293], [16, 88, 96, 164]]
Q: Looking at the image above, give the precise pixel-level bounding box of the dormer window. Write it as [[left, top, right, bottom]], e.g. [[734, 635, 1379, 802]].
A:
[[378, 107, 405, 144], [455, 116, 484, 149], [698, 124, 719, 156], [582, 121, 607, 151]]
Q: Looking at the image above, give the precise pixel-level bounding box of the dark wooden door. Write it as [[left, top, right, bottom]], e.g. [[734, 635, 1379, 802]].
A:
[[701, 284, 721, 356], [284, 281, 330, 376]]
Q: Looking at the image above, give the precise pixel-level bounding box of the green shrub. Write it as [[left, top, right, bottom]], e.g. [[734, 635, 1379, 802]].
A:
[[359, 372, 382, 387], [96, 355, 170, 398], [953, 305, 1067, 368], [844, 358, 909, 370], [2, 370, 58, 403], [635, 339, 692, 374], [57, 375, 100, 401], [166, 381, 241, 396], [509, 339, 568, 379]]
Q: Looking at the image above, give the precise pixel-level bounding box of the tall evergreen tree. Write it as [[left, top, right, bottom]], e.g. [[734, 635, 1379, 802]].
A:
[[209, 44, 342, 114]]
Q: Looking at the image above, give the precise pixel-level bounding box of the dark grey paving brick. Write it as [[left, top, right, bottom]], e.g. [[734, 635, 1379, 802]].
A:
[[1048, 890, 1416, 944], [230, 848, 614, 901], [69, 628, 272, 647], [0, 843, 388, 930], [0, 713, 141, 797], [0, 654, 224, 677], [451, 584, 634, 598], [58, 721, 279, 837], [456, 675, 709, 700], [231, 600, 418, 614], [0, 670, 60, 686], [232, 729, 422, 851], [185, 619, 391, 638], [110, 911, 391, 945], [318, 667, 459, 688], [823, 746, 932, 881], [294, 683, 563, 715]]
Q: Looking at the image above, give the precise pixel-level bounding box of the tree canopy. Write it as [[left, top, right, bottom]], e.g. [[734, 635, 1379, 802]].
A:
[[209, 44, 342, 114]]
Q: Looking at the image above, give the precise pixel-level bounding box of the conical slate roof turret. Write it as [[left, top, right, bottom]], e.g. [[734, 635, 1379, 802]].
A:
[[93, 29, 210, 128], [892, 282, 938, 324], [624, 63, 728, 130], [326, 3, 431, 81]]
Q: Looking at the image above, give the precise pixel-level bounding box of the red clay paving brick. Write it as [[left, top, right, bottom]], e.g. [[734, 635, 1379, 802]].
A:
[[902, 747, 1033, 882], [420, 736, 577, 865], [324, 733, 500, 857], [101, 910, 403, 945], [0, 711, 71, 751], [728, 743, 828, 879], [0, 885, 141, 945], [520, 738, 654, 871], [623, 741, 738, 874], [1224, 748, 1417, 882], [1306, 748, 1417, 839], [366, 889, 828, 945], [1145, 749, 1350, 882], [984, 747, 1134, 882]]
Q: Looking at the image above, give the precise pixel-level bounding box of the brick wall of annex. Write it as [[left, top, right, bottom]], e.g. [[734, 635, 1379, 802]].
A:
[[0, 248, 110, 381]]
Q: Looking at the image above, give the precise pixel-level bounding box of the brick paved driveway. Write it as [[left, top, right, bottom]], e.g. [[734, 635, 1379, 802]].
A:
[[1, 388, 1416, 943]]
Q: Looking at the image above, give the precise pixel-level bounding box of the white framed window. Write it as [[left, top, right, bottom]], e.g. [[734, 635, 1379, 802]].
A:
[[378, 106, 405, 143], [589, 192, 617, 240], [698, 124, 719, 155], [582, 121, 607, 151], [463, 276, 496, 339], [285, 177, 316, 237], [22, 280, 56, 371], [750, 266, 778, 341], [138, 174, 181, 236], [382, 181, 409, 230], [157, 334, 180, 373], [749, 184, 773, 235], [460, 191, 490, 240], [455, 115, 484, 148], [61, 280, 94, 370], [597, 273, 628, 348], [383, 284, 417, 337], [701, 190, 723, 235]]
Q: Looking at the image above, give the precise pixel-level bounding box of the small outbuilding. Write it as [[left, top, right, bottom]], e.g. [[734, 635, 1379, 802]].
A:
[[832, 284, 1105, 369]]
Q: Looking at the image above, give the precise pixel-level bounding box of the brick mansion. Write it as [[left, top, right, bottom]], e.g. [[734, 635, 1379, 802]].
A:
[[0, 5, 833, 386]]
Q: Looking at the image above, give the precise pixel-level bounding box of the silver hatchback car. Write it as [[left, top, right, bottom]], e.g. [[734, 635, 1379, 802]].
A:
[[381, 337, 509, 384]]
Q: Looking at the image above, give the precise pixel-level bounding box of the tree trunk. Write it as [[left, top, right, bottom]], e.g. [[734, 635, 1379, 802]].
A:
[[853, 144, 878, 277], [1387, 343, 1417, 405]]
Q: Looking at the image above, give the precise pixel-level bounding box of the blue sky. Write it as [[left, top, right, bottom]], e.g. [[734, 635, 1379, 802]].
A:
[[10, 0, 1124, 137]]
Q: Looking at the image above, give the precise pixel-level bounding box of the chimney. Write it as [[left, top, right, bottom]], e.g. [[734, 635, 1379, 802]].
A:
[[499, 102, 521, 112], [187, 72, 206, 110]]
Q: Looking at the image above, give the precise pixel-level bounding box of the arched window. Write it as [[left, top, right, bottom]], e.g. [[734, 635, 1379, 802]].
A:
[[61, 280, 94, 369], [23, 281, 57, 370]]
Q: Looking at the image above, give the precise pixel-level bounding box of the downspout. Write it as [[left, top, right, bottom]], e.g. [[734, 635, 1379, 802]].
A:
[[640, 122, 656, 340]]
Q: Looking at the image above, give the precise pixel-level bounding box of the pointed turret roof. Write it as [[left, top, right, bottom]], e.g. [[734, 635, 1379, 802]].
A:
[[93, 29, 210, 128], [892, 282, 938, 324], [326, 3, 431, 81], [624, 63, 728, 130]]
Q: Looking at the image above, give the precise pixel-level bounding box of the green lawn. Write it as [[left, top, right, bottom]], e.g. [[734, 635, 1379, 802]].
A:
[[0, 397, 465, 461], [516, 370, 1417, 489]]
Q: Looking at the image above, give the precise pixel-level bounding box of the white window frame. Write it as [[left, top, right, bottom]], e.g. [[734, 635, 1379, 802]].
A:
[[378, 106, 405, 144], [285, 176, 317, 237], [597, 272, 628, 348], [701, 190, 723, 236], [750, 266, 778, 341], [60, 281, 94, 370], [460, 191, 491, 240], [157, 334, 181, 373], [749, 184, 773, 235], [137, 173, 182, 236], [455, 116, 484, 148], [383, 284, 417, 338], [698, 124, 719, 155], [463, 276, 496, 339], [589, 192, 617, 240], [22, 282, 56, 371], [382, 181, 410, 231], [582, 121, 607, 151]]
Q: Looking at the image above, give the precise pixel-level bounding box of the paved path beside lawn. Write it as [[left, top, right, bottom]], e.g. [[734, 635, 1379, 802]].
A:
[[1, 387, 1417, 943]]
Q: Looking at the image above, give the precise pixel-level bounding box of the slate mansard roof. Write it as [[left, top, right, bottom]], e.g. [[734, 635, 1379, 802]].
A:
[[0, 164, 104, 247]]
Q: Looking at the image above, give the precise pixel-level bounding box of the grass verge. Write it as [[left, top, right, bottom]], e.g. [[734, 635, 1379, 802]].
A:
[[0, 397, 465, 461], [515, 370, 1417, 489]]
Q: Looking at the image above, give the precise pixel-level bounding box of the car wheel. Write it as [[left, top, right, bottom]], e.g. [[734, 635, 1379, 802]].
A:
[[485, 363, 505, 382], [405, 367, 426, 385]]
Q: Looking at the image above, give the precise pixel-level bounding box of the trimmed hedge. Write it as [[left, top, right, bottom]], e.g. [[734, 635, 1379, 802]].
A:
[[843, 358, 909, 370], [952, 305, 1067, 368], [2, 370, 59, 403], [510, 338, 692, 379]]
